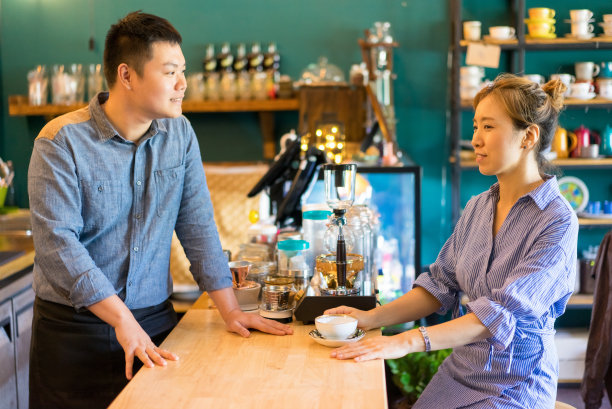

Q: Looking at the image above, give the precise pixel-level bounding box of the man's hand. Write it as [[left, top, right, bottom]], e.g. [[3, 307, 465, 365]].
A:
[[88, 295, 178, 380], [223, 308, 293, 337], [114, 315, 179, 380]]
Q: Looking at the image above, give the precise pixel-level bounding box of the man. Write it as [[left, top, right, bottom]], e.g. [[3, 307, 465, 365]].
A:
[[28, 11, 292, 409]]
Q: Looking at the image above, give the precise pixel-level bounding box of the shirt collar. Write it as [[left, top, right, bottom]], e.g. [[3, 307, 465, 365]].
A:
[[488, 175, 559, 211], [88, 92, 167, 142]]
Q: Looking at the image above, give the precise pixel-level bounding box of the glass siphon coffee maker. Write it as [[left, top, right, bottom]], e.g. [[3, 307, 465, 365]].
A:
[[294, 163, 377, 323]]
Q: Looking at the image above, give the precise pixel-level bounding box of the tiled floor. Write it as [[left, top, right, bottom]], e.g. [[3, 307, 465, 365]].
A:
[[557, 384, 612, 409]]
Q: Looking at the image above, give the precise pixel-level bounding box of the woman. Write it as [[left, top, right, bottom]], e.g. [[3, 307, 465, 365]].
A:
[[327, 74, 578, 408]]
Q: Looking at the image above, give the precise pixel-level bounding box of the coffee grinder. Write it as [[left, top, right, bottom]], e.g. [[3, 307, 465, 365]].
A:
[[294, 164, 377, 323]]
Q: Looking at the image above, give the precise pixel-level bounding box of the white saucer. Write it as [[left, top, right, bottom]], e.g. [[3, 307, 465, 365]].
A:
[[309, 329, 365, 347], [569, 92, 597, 100], [564, 33, 595, 39], [564, 19, 595, 23], [171, 284, 203, 301]]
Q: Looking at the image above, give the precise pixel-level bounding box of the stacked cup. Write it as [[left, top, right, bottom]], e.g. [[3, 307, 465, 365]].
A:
[[460, 66, 485, 101], [568, 9, 594, 39], [525, 8, 556, 38], [598, 14, 612, 37], [597, 62, 612, 99]]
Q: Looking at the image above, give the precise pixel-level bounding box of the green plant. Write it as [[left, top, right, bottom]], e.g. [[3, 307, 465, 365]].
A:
[[386, 349, 452, 404]]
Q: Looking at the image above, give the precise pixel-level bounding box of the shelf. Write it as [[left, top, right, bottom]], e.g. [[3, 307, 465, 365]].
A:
[[578, 217, 612, 227], [461, 97, 612, 111], [8, 95, 300, 160], [459, 157, 612, 169], [8, 95, 299, 116], [567, 293, 593, 307], [459, 37, 612, 51]]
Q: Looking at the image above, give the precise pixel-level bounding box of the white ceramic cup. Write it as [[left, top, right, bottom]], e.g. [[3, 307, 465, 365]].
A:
[[315, 314, 358, 340], [569, 82, 595, 99], [597, 78, 612, 99], [523, 74, 546, 84], [460, 65, 485, 78], [575, 62, 600, 81], [570, 9, 593, 21], [571, 21, 594, 37], [489, 26, 516, 40], [550, 73, 576, 96], [463, 21, 482, 41], [604, 14, 612, 23]]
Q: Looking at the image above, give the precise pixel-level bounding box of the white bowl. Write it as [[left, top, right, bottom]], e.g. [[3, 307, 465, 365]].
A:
[[314, 314, 358, 340]]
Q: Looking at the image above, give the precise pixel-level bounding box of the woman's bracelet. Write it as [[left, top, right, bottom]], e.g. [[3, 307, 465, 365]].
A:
[[419, 326, 431, 352]]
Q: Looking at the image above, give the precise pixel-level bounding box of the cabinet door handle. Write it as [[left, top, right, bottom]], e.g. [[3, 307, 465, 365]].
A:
[[0, 318, 12, 343]]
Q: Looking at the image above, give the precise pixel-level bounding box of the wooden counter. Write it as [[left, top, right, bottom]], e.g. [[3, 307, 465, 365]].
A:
[[110, 294, 388, 409]]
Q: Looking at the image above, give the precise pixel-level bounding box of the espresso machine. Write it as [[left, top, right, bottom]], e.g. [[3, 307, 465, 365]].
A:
[[294, 163, 377, 323]]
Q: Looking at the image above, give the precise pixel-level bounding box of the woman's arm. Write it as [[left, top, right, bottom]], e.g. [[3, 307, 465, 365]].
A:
[[326, 287, 443, 330], [331, 312, 492, 361]]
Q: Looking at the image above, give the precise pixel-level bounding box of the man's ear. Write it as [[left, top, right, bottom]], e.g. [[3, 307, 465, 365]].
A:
[[117, 63, 132, 90]]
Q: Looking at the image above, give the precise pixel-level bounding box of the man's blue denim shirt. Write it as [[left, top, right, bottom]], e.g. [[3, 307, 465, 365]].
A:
[[28, 92, 232, 310]]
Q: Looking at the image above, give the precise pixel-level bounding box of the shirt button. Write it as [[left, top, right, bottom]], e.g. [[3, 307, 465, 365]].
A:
[[136, 180, 142, 186], [135, 214, 141, 219], [98, 185, 104, 192], [133, 247, 139, 252], [128, 281, 133, 286]]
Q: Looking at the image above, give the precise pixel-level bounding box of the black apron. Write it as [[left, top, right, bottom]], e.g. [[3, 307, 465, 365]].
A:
[[29, 297, 178, 409]]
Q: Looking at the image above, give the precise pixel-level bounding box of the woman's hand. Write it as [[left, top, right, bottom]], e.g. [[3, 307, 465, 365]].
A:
[[331, 331, 422, 362], [114, 316, 179, 380], [223, 308, 293, 337], [324, 305, 377, 331]]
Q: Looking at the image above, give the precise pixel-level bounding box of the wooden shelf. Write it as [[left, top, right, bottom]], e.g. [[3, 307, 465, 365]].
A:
[[8, 95, 299, 116], [461, 97, 612, 110], [460, 37, 612, 50], [567, 293, 593, 307], [578, 217, 612, 226], [459, 157, 612, 169], [8, 95, 299, 160]]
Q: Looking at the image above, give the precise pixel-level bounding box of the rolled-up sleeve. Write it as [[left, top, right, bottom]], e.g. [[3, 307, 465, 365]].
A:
[[29, 137, 117, 310], [173, 118, 232, 292], [468, 222, 576, 350]]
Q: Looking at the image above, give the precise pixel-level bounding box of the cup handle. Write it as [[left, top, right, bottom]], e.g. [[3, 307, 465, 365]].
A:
[[593, 64, 600, 76], [550, 10, 556, 18], [551, 25, 556, 33], [568, 132, 578, 152], [589, 83, 595, 93], [509, 27, 516, 37], [588, 24, 594, 33], [570, 75, 576, 83]]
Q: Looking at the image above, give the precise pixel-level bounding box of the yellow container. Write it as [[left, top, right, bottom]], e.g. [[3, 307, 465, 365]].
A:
[[0, 186, 7, 208]]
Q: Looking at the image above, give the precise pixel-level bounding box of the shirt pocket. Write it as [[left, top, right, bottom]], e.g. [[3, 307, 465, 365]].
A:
[[154, 164, 186, 217], [81, 179, 123, 229]]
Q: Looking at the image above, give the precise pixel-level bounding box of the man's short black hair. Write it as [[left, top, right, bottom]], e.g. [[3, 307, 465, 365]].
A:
[[103, 11, 182, 88]]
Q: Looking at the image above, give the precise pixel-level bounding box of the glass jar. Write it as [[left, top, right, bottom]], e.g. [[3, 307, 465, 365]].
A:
[[277, 240, 310, 274], [315, 253, 364, 294], [302, 210, 332, 271]]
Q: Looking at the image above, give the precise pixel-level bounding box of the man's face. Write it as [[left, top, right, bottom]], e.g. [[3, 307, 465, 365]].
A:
[[129, 41, 186, 120]]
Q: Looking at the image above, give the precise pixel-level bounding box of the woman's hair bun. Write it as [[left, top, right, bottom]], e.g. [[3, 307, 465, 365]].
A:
[[541, 79, 566, 112]]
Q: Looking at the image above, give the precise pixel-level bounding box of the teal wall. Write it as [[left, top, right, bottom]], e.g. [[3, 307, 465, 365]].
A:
[[0, 0, 452, 265], [1, 0, 610, 266]]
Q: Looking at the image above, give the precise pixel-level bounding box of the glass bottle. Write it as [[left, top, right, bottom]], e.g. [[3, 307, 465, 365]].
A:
[[233, 43, 248, 73], [217, 42, 234, 73], [202, 44, 217, 77], [247, 43, 264, 73]]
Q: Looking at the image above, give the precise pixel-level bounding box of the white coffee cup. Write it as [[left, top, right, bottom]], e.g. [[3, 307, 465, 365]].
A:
[[569, 82, 595, 99], [571, 21, 594, 37], [570, 9, 593, 21], [489, 26, 516, 40], [575, 61, 600, 81], [550, 73, 576, 96], [523, 74, 546, 84], [315, 314, 358, 340], [460, 65, 485, 78], [463, 21, 482, 41], [597, 78, 612, 99]]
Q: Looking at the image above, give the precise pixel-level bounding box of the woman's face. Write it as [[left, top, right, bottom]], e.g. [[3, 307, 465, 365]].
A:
[[472, 94, 526, 177]]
